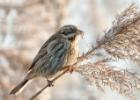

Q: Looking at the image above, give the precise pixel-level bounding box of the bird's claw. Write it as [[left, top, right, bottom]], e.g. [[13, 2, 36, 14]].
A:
[[47, 80, 54, 87], [68, 66, 75, 73]]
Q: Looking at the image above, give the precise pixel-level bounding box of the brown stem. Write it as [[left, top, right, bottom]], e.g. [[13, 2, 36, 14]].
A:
[[29, 67, 69, 100]]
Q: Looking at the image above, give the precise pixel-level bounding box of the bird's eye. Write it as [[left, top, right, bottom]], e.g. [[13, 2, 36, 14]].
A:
[[70, 27, 73, 30], [58, 25, 77, 35], [70, 27, 77, 32]]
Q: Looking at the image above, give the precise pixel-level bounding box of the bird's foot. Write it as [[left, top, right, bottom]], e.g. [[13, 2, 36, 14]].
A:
[[68, 66, 75, 73], [47, 80, 54, 87]]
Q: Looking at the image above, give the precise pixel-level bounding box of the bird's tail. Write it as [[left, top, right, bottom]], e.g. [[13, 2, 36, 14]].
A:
[[10, 78, 29, 94]]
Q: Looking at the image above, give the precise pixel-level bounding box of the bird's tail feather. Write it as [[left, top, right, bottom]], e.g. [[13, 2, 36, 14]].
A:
[[10, 78, 28, 94]]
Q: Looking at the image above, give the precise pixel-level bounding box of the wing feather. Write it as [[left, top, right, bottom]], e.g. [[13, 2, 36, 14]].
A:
[[29, 34, 70, 72]]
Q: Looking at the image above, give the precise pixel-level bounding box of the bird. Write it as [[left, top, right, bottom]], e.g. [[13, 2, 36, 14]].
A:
[[10, 25, 83, 94]]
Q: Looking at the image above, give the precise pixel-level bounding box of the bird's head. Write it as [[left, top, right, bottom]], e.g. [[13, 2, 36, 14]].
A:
[[57, 25, 84, 41]]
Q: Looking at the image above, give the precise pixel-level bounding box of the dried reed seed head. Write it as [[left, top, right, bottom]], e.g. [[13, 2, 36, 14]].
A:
[[75, 4, 140, 100]]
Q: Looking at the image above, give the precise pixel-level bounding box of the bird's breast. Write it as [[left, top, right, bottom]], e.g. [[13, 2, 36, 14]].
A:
[[65, 43, 79, 66]]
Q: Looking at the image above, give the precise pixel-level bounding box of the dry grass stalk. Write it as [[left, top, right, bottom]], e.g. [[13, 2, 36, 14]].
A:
[[76, 3, 140, 100], [76, 60, 140, 99]]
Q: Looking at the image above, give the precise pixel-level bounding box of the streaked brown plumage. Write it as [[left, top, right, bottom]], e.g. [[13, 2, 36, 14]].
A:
[[10, 25, 83, 94]]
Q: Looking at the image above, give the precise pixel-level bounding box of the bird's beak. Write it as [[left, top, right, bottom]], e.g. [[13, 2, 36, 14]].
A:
[[77, 29, 84, 38]]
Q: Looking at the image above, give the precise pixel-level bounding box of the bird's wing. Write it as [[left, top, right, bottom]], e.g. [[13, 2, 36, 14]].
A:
[[29, 34, 70, 72]]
